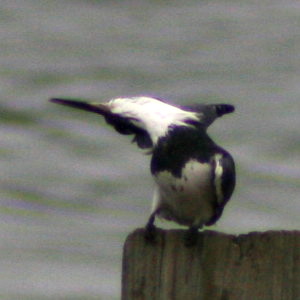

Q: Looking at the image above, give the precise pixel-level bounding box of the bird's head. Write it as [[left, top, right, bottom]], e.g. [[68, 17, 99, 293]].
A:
[[181, 103, 235, 128]]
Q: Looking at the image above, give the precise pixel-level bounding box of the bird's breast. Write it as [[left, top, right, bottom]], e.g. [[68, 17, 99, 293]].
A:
[[153, 159, 215, 226]]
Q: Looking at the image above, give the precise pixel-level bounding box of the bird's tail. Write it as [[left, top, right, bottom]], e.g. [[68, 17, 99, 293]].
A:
[[50, 98, 110, 116]]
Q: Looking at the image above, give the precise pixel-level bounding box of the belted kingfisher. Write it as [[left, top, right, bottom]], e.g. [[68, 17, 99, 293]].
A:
[[50, 96, 235, 246]]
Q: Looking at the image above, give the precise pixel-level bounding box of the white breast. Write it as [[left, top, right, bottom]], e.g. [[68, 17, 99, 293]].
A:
[[152, 159, 215, 227]]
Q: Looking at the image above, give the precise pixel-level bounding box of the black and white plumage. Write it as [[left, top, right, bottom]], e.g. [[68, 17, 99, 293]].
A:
[[50, 96, 235, 245]]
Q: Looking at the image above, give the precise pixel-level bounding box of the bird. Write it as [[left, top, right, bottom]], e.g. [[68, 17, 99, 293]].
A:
[[50, 96, 236, 246]]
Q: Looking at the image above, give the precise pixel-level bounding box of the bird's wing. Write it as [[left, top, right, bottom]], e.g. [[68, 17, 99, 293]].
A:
[[50, 98, 153, 149], [205, 150, 236, 226]]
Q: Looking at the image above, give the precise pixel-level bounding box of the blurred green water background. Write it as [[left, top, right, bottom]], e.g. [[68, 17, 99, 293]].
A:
[[0, 1, 299, 299]]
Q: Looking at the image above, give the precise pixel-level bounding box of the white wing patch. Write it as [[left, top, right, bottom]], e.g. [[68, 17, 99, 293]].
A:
[[213, 154, 224, 204], [107, 97, 200, 144]]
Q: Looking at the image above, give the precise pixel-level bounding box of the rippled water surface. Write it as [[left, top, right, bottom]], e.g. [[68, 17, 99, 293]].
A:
[[1, 1, 300, 299]]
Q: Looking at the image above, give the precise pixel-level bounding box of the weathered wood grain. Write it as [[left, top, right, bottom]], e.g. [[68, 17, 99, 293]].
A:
[[122, 229, 300, 300]]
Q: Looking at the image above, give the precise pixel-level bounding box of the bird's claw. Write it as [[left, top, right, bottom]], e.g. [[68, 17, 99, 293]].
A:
[[144, 223, 157, 243], [184, 227, 198, 247]]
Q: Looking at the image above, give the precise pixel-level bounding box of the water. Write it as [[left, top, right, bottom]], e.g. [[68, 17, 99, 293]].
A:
[[1, 1, 299, 299]]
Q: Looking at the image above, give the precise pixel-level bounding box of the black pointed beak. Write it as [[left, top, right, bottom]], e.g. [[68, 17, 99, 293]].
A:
[[49, 98, 110, 115]]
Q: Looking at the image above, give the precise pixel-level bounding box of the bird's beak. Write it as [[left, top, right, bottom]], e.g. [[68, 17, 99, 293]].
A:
[[49, 98, 110, 115]]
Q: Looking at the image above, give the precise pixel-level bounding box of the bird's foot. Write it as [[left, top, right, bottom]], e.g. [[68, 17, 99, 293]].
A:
[[144, 223, 157, 243], [144, 212, 157, 243], [184, 227, 198, 247]]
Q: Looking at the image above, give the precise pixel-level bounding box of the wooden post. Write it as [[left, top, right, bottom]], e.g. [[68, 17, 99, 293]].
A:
[[122, 229, 300, 300]]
